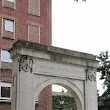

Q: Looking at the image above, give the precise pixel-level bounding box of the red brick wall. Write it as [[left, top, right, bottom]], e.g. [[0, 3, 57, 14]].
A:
[[35, 85, 52, 110], [0, 0, 52, 110], [0, 103, 11, 110], [0, 0, 51, 49], [0, 69, 12, 82]]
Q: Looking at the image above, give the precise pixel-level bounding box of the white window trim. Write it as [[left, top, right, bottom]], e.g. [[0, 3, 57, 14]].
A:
[[28, 23, 40, 43], [1, 18, 15, 39], [6, 0, 15, 2], [1, 18, 3, 38], [1, 49, 12, 62], [0, 82, 11, 100], [14, 18, 15, 38]]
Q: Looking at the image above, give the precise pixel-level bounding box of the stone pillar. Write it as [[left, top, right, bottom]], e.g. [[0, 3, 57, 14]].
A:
[[11, 55, 34, 110], [85, 66, 98, 110]]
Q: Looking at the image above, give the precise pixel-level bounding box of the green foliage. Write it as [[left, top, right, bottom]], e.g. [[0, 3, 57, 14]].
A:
[[98, 88, 110, 110], [52, 95, 77, 110], [97, 51, 110, 110], [97, 51, 110, 79]]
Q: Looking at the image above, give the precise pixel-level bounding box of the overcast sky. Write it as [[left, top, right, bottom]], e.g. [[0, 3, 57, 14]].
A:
[[52, 0, 110, 55], [52, 0, 110, 94]]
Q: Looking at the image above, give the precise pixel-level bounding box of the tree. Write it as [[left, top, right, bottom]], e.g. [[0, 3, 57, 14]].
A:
[[97, 51, 110, 79], [97, 51, 110, 110], [52, 95, 77, 110]]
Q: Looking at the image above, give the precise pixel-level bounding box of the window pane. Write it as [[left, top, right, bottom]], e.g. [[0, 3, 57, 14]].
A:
[[6, 0, 14, 2], [1, 86, 10, 98], [1, 50, 12, 62], [5, 19, 14, 32]]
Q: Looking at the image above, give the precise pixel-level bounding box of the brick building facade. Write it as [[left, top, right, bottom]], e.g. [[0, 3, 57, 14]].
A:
[[0, 0, 52, 110]]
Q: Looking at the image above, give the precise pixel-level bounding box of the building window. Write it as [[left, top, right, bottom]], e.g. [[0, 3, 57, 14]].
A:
[[1, 49, 12, 62], [28, 23, 40, 43], [1, 87, 10, 98], [2, 0, 16, 9], [0, 82, 11, 100], [28, 0, 40, 16], [6, 0, 14, 2], [2, 18, 15, 39], [5, 19, 14, 32]]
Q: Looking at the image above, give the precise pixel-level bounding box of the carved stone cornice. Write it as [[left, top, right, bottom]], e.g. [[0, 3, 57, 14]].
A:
[[85, 66, 96, 81]]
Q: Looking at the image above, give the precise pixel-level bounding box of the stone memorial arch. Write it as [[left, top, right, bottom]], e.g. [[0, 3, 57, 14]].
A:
[[10, 40, 98, 110]]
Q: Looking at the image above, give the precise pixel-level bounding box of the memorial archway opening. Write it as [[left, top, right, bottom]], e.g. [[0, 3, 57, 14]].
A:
[[34, 78, 83, 110]]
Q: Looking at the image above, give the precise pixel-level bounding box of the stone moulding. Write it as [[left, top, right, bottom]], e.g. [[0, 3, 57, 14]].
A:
[[9, 40, 98, 68], [85, 66, 97, 81], [18, 55, 34, 73], [9, 40, 97, 59]]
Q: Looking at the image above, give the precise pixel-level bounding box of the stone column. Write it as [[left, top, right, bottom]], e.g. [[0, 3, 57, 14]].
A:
[[84, 66, 98, 110], [11, 55, 34, 110]]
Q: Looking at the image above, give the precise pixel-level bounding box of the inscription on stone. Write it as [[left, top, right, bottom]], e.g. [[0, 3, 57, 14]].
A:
[[34, 60, 84, 79]]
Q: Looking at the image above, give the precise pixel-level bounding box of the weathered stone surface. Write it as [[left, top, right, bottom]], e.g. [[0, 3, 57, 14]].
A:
[[10, 40, 98, 110], [10, 40, 97, 66]]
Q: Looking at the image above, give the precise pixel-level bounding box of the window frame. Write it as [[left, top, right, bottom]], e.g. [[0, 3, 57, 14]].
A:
[[0, 82, 11, 100], [5, 19, 14, 32], [28, 22, 40, 43], [1, 17, 15, 39], [28, 0, 40, 16], [1, 49, 12, 62], [2, 0, 16, 9], [6, 0, 15, 2]]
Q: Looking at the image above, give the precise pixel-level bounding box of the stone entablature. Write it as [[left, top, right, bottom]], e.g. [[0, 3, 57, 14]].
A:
[[10, 40, 97, 67]]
